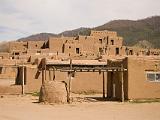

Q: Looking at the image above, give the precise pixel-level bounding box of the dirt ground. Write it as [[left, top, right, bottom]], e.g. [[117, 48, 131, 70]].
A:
[[0, 94, 160, 120]]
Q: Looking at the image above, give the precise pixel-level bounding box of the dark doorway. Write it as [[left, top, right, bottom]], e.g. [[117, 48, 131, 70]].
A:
[[99, 39, 102, 43], [116, 48, 119, 55], [129, 50, 133, 55], [76, 48, 80, 54], [111, 40, 114, 45]]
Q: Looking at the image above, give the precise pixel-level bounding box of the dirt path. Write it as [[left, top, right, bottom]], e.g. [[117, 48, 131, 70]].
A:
[[0, 95, 160, 120]]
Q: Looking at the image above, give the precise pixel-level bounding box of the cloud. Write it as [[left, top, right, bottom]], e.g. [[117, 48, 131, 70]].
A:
[[0, 0, 160, 40]]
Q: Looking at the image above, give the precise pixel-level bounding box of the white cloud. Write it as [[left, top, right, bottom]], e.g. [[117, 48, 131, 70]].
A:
[[0, 0, 160, 40]]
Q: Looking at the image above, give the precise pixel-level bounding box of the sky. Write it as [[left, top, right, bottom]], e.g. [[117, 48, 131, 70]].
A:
[[0, 0, 160, 41]]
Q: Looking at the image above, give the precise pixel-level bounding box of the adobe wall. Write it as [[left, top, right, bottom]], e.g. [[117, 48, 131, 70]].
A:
[[0, 53, 10, 59], [54, 71, 105, 93], [49, 38, 64, 52], [127, 57, 160, 99], [0, 85, 22, 94], [23, 66, 106, 94], [90, 30, 117, 37], [107, 46, 126, 56], [0, 67, 17, 79], [25, 66, 42, 92], [27, 41, 45, 49], [47, 31, 124, 57], [9, 41, 27, 54]]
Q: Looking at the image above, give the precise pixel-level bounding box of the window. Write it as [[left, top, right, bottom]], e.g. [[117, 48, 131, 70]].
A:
[[116, 48, 119, 55], [146, 72, 160, 82], [37, 51, 41, 53], [129, 50, 133, 55], [111, 40, 114, 45], [15, 52, 20, 55], [99, 39, 102, 43], [76, 48, 80, 54], [23, 44, 27, 47]]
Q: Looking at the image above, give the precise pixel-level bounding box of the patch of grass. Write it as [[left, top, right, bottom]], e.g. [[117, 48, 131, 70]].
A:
[[73, 90, 101, 95], [26, 92, 40, 96], [129, 98, 160, 103]]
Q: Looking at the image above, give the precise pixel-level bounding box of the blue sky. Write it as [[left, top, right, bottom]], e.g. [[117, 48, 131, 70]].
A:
[[0, 0, 160, 41]]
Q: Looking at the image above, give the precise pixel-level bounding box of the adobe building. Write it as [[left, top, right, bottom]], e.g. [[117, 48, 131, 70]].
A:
[[0, 30, 160, 101], [48, 30, 124, 57], [107, 56, 160, 100]]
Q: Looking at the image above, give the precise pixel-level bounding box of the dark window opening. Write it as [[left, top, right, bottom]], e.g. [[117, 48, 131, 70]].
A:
[[76, 48, 80, 54], [69, 46, 71, 49], [0, 67, 3, 74], [129, 50, 133, 55], [116, 48, 119, 55], [111, 40, 114, 45], [15, 52, 20, 55], [62, 44, 65, 53], [23, 44, 27, 48], [35, 44, 38, 47], [37, 51, 41, 53], [106, 36, 109, 45], [99, 39, 102, 43]]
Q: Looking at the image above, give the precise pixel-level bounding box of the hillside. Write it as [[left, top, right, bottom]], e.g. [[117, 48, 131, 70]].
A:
[[133, 40, 154, 49], [18, 33, 58, 41], [94, 16, 160, 48], [18, 16, 160, 48]]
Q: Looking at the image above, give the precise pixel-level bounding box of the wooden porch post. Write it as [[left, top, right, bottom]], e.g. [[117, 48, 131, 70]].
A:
[[68, 59, 72, 103], [42, 69, 45, 85], [103, 72, 105, 98], [22, 65, 25, 95], [121, 64, 125, 102]]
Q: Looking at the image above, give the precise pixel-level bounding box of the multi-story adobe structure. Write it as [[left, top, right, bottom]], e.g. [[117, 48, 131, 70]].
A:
[[7, 30, 160, 61], [0, 30, 160, 101]]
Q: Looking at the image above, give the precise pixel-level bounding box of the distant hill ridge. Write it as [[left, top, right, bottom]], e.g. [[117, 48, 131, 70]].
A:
[[18, 16, 160, 48]]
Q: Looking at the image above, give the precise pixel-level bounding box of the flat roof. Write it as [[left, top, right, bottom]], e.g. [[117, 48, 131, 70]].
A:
[[46, 59, 107, 66]]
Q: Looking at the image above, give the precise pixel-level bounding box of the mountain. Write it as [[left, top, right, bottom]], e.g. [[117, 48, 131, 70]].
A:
[[18, 16, 160, 48], [18, 33, 58, 41], [59, 27, 91, 37], [133, 40, 154, 49], [94, 16, 160, 48]]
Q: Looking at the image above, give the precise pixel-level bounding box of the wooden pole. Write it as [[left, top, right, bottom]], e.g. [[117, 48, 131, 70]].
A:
[[45, 65, 47, 81], [52, 66, 55, 81], [68, 59, 72, 103], [42, 69, 45, 85], [49, 68, 51, 81], [22, 65, 25, 95], [121, 64, 125, 102], [103, 72, 105, 98]]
